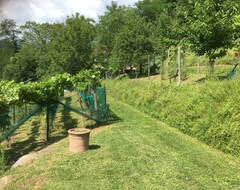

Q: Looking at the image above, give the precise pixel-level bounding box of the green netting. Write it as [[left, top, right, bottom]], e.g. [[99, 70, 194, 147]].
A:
[[49, 102, 59, 119], [0, 86, 107, 143], [0, 104, 42, 142], [79, 91, 95, 110], [226, 63, 238, 80], [9, 104, 37, 125], [95, 87, 108, 122], [79, 86, 108, 123]]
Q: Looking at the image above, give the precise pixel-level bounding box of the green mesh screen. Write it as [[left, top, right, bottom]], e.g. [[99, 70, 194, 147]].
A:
[[95, 87, 107, 122], [79, 86, 108, 123]]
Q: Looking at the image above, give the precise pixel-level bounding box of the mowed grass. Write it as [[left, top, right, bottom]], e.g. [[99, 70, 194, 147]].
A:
[[2, 91, 94, 168], [3, 97, 240, 189]]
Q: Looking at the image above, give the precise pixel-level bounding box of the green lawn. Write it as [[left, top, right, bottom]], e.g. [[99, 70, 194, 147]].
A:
[[3, 97, 240, 189]]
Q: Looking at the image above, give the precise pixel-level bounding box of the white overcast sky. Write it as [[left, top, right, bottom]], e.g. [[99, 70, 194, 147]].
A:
[[0, 0, 139, 25]]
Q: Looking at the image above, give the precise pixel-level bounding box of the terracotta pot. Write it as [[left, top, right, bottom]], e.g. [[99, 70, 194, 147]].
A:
[[68, 128, 91, 153]]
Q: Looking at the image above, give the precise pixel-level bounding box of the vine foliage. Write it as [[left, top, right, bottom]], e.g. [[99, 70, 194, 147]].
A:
[[0, 70, 101, 133]]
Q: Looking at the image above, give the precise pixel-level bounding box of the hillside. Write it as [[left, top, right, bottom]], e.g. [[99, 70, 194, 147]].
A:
[[1, 95, 240, 189], [105, 76, 240, 157]]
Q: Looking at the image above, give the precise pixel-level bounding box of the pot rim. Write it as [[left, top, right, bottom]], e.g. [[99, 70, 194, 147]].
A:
[[68, 128, 91, 135]]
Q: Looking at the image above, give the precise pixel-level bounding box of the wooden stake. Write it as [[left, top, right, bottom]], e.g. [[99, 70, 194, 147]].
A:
[[13, 105, 16, 124], [166, 48, 170, 77], [197, 57, 200, 75], [178, 47, 181, 85], [148, 55, 150, 80], [46, 104, 50, 142]]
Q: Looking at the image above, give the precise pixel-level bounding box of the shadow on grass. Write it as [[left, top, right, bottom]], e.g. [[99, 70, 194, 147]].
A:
[[61, 97, 78, 131], [89, 144, 101, 150], [3, 99, 121, 169], [216, 75, 229, 81], [196, 77, 206, 83], [5, 119, 45, 166], [86, 107, 122, 130], [196, 76, 231, 83]]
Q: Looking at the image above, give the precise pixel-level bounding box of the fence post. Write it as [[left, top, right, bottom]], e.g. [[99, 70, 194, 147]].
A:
[[25, 103, 28, 115], [13, 105, 16, 124], [46, 104, 50, 142], [197, 57, 200, 75], [148, 55, 150, 80], [178, 46, 181, 86]]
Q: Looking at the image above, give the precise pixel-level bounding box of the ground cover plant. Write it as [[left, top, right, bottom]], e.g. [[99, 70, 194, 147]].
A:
[[2, 97, 240, 189], [105, 77, 240, 157]]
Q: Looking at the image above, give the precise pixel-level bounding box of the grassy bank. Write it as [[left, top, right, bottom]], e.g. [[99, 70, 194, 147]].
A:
[[3, 98, 240, 189], [105, 78, 240, 156]]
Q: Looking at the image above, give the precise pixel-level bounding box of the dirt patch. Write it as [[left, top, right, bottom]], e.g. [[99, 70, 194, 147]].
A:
[[0, 175, 13, 190], [30, 176, 45, 190]]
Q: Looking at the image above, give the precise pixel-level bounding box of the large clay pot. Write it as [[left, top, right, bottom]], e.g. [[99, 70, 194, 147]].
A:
[[68, 128, 91, 153]]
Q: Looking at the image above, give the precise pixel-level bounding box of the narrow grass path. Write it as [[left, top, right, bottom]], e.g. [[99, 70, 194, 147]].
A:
[[4, 97, 240, 189]]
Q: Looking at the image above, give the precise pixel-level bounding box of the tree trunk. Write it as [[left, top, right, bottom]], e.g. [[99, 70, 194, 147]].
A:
[[197, 57, 200, 75], [139, 62, 143, 76], [166, 48, 170, 77], [177, 47, 181, 85], [148, 55, 150, 80], [209, 57, 214, 77]]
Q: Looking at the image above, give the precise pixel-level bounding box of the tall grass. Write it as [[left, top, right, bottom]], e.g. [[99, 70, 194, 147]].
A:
[[0, 145, 6, 175], [105, 79, 240, 156]]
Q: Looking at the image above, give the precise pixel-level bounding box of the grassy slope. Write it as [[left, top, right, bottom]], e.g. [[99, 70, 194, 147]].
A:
[[105, 78, 240, 156], [3, 97, 240, 190], [1, 91, 94, 169]]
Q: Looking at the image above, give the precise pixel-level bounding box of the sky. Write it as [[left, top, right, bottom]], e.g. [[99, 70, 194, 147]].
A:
[[0, 0, 139, 25]]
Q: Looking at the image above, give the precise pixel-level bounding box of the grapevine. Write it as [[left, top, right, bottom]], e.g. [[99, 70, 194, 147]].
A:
[[0, 70, 101, 133]]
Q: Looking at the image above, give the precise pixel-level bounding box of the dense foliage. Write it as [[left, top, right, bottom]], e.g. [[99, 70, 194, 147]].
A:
[[0, 14, 95, 82], [0, 70, 100, 105], [186, 0, 239, 75], [0, 70, 100, 133], [0, 0, 239, 80]]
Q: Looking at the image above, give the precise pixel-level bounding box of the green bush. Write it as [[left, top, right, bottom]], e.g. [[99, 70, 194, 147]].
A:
[[215, 49, 238, 65], [105, 79, 240, 156]]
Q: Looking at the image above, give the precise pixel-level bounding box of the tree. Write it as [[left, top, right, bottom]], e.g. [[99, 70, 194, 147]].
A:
[[3, 14, 95, 81], [0, 19, 20, 53], [20, 21, 60, 79], [0, 39, 15, 78], [94, 2, 128, 70], [2, 21, 56, 81], [135, 0, 167, 22], [50, 13, 95, 75], [187, 0, 239, 75], [109, 10, 154, 75], [0, 19, 20, 78], [2, 43, 38, 82]]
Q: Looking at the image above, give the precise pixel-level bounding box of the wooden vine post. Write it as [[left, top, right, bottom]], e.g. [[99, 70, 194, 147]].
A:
[[148, 55, 150, 80], [13, 105, 16, 124], [167, 48, 170, 77], [197, 57, 200, 75], [93, 87, 98, 111], [177, 46, 181, 86], [25, 103, 28, 115], [46, 103, 50, 142]]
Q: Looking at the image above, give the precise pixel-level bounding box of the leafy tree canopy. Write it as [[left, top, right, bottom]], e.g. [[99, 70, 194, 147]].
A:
[[186, 0, 240, 74]]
